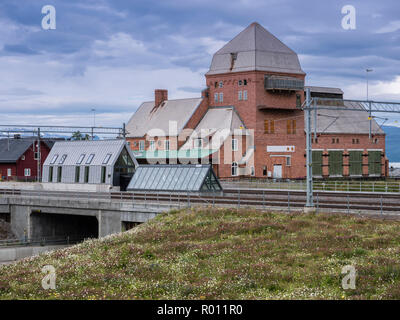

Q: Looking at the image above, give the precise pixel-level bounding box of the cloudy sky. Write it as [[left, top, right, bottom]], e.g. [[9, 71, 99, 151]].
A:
[[0, 0, 399, 128]]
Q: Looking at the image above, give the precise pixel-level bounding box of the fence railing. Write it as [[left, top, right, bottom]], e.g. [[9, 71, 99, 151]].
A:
[[221, 179, 400, 193], [0, 236, 86, 248]]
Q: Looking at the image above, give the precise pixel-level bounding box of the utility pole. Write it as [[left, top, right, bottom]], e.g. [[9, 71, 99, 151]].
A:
[[366, 69, 373, 140], [37, 127, 41, 182], [305, 88, 315, 212]]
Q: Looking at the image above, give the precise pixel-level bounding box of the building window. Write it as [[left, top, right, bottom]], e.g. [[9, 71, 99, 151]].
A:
[[165, 140, 170, 151], [263, 166, 267, 176], [296, 94, 301, 108], [287, 120, 296, 134], [336, 138, 339, 143], [214, 93, 218, 103], [59, 154, 67, 164], [49, 166, 53, 182], [264, 120, 275, 134], [194, 138, 203, 148], [250, 166, 255, 176], [77, 154, 85, 164], [231, 162, 238, 176], [75, 166, 80, 183], [332, 138, 335, 144], [286, 156, 291, 166], [57, 167, 62, 182], [50, 154, 58, 164], [243, 90, 248, 100], [24, 168, 31, 177], [103, 153, 112, 165], [238, 80, 242, 86], [219, 92, 223, 103], [139, 140, 145, 151], [21, 155, 25, 161], [86, 154, 95, 164], [243, 79, 247, 86], [7, 168, 11, 177], [149, 140, 155, 151], [238, 91, 242, 100], [214, 82, 218, 88], [374, 138, 379, 144], [232, 139, 238, 151], [84, 166, 89, 183], [34, 152, 39, 160], [101, 166, 106, 184], [219, 81, 223, 88]]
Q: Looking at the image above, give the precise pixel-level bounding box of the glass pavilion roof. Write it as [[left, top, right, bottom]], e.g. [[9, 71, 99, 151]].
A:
[[127, 164, 222, 193]]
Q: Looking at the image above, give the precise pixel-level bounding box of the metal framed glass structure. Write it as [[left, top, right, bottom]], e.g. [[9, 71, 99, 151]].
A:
[[127, 164, 223, 193]]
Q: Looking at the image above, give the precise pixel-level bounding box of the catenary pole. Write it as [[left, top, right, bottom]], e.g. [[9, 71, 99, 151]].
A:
[[305, 88, 314, 209]]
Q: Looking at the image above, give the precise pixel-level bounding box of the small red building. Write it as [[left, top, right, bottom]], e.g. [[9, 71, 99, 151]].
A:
[[0, 137, 54, 181]]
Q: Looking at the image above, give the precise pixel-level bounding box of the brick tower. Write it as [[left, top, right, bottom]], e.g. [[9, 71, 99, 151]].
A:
[[205, 22, 307, 179]]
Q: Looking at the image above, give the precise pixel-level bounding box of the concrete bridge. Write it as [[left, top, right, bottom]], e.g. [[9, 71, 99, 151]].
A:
[[0, 192, 164, 240]]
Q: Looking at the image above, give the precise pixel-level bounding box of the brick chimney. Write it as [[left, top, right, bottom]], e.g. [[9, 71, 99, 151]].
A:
[[155, 89, 168, 107]]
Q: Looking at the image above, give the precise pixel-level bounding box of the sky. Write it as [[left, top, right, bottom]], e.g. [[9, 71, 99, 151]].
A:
[[0, 0, 399, 129]]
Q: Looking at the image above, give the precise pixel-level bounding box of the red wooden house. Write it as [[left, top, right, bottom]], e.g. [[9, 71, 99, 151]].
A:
[[0, 137, 55, 181]]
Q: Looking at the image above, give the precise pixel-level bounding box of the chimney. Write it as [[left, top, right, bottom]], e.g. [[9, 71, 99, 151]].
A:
[[155, 89, 168, 107]]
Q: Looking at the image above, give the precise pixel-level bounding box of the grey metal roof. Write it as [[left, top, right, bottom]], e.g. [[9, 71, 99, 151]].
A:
[[126, 98, 203, 138], [305, 86, 344, 95], [127, 164, 222, 192], [181, 107, 246, 151], [43, 139, 138, 167], [207, 22, 305, 75], [310, 102, 385, 135], [0, 139, 33, 163]]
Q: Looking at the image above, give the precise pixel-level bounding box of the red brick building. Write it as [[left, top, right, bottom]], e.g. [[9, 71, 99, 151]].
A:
[[0, 138, 54, 181], [126, 22, 387, 179]]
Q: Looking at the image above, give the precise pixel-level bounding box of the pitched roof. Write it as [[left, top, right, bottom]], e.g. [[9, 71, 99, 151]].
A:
[[180, 107, 247, 151], [310, 102, 385, 135], [207, 22, 305, 75], [43, 139, 138, 167], [126, 98, 203, 138], [127, 164, 222, 192], [0, 139, 33, 163], [305, 86, 344, 95]]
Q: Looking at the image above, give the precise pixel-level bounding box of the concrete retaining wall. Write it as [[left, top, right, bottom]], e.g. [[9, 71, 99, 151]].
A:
[[0, 182, 120, 192], [0, 245, 69, 262]]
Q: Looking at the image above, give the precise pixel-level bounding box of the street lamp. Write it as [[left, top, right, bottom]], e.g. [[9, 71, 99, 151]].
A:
[[366, 69, 373, 101]]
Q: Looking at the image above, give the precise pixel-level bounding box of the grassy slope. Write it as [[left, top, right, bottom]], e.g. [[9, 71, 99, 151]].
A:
[[1, 208, 400, 299]]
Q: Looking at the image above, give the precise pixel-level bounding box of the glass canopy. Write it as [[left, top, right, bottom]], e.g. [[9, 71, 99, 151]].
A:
[[127, 164, 222, 193]]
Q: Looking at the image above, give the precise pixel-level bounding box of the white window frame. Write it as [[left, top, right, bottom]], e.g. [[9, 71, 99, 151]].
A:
[[219, 92, 223, 103], [231, 162, 238, 176], [149, 140, 156, 151], [24, 168, 31, 177], [232, 138, 238, 151], [214, 93, 218, 103], [243, 90, 248, 101], [165, 140, 170, 151], [50, 154, 58, 164], [139, 140, 145, 151], [7, 168, 12, 177], [238, 91, 242, 101]]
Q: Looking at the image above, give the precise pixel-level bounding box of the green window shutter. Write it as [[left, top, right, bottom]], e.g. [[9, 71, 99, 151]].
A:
[[349, 151, 362, 176], [312, 151, 323, 176], [368, 151, 381, 175], [329, 151, 343, 176]]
